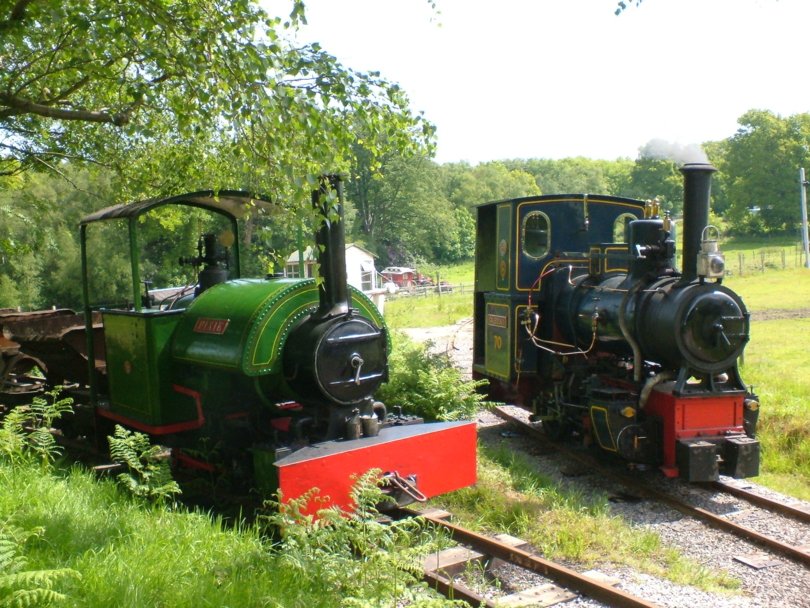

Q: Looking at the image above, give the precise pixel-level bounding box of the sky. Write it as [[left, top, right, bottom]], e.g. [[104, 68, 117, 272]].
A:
[[282, 0, 810, 164]]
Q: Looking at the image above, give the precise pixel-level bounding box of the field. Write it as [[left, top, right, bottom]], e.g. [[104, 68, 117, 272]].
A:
[[385, 263, 810, 499]]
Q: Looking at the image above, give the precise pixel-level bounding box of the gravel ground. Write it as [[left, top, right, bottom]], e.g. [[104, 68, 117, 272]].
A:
[[405, 319, 810, 607]]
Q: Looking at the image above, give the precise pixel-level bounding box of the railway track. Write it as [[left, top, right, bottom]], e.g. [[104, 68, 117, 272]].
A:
[[708, 478, 810, 524], [490, 405, 810, 569], [400, 507, 660, 607]]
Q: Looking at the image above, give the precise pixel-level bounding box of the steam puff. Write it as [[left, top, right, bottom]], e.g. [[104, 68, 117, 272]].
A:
[[638, 139, 709, 164]]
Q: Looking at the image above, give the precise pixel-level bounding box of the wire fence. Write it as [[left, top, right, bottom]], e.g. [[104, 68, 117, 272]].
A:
[[387, 244, 808, 299], [676, 244, 809, 276], [386, 283, 474, 299], [726, 247, 809, 275]]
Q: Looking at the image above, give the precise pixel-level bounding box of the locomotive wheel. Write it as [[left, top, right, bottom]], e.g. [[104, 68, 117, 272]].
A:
[[0, 353, 46, 403], [541, 419, 571, 441]]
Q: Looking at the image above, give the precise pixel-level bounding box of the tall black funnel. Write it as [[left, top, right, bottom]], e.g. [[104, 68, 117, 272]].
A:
[[312, 175, 349, 319], [680, 163, 717, 281]]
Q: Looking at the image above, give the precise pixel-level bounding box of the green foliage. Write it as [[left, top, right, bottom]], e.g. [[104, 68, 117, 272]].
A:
[[504, 157, 632, 197], [0, 525, 81, 608], [1, 459, 461, 608], [1, 0, 432, 204], [377, 332, 488, 421], [107, 426, 181, 504], [0, 389, 73, 469], [0, 526, 79, 608], [442, 161, 541, 210], [348, 153, 470, 266], [621, 157, 684, 214], [262, 471, 462, 607], [615, 0, 644, 16], [720, 110, 810, 234]]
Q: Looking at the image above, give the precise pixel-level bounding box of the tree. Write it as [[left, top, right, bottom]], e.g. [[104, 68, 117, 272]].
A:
[[346, 153, 473, 265], [506, 157, 632, 197], [622, 157, 684, 214], [614, 0, 644, 16], [442, 161, 540, 210], [0, 1, 432, 198], [720, 110, 810, 234]]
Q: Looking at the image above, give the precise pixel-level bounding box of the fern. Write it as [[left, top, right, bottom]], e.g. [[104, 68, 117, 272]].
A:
[[377, 333, 490, 421], [0, 528, 79, 608], [0, 389, 73, 469], [262, 472, 463, 607], [107, 425, 181, 503]]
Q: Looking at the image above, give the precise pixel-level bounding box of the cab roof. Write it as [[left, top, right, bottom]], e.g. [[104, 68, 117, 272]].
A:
[[80, 190, 275, 225]]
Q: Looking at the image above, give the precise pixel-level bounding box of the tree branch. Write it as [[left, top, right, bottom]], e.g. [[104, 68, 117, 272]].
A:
[[0, 92, 133, 125], [0, 0, 36, 31]]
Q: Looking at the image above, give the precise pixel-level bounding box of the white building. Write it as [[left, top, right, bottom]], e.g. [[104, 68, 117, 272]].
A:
[[284, 243, 388, 311]]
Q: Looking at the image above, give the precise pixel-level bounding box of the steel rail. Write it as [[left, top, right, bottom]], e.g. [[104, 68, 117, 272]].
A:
[[709, 480, 810, 524], [414, 510, 660, 608], [491, 405, 810, 568], [422, 570, 495, 608]]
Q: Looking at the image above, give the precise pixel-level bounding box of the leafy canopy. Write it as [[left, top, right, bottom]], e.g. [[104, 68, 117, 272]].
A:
[[0, 0, 433, 199]]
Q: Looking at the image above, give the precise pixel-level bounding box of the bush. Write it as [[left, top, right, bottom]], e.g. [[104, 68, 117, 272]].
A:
[[377, 332, 489, 421], [0, 389, 73, 469], [107, 426, 181, 504], [261, 471, 466, 608]]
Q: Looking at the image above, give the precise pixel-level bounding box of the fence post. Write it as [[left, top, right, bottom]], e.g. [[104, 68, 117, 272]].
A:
[[739, 253, 744, 276]]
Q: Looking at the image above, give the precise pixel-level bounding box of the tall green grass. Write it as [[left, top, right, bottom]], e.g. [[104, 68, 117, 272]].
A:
[[0, 462, 459, 608], [741, 318, 810, 499], [385, 291, 473, 329]]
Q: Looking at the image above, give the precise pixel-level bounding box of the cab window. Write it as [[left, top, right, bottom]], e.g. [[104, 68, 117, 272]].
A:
[[613, 213, 636, 243], [522, 211, 550, 258]]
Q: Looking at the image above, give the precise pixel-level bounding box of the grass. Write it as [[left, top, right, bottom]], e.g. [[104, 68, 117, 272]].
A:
[[723, 234, 800, 251], [383, 261, 475, 329], [384, 290, 473, 329], [723, 267, 810, 311], [434, 443, 740, 593], [740, 318, 810, 499], [418, 261, 475, 285], [0, 462, 453, 608], [0, 464, 284, 608]]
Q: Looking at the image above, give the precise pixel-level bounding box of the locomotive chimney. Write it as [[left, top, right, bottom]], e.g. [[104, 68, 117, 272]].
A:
[[312, 174, 350, 318], [680, 162, 717, 282]]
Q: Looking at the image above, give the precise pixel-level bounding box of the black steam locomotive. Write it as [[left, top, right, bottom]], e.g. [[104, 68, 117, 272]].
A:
[[1, 177, 476, 511], [473, 163, 760, 482]]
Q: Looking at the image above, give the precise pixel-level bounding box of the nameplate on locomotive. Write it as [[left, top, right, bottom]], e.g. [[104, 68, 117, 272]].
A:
[[487, 313, 508, 328], [193, 317, 230, 335]]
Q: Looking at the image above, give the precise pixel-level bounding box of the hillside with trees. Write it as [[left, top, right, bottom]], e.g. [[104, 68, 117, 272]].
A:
[[3, 107, 810, 309]]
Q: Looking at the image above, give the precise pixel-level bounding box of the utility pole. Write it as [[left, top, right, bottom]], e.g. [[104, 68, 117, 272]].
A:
[[801, 168, 810, 269]]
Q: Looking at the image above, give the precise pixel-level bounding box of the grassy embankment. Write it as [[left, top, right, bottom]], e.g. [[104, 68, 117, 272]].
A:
[[383, 262, 475, 329], [0, 459, 457, 607]]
